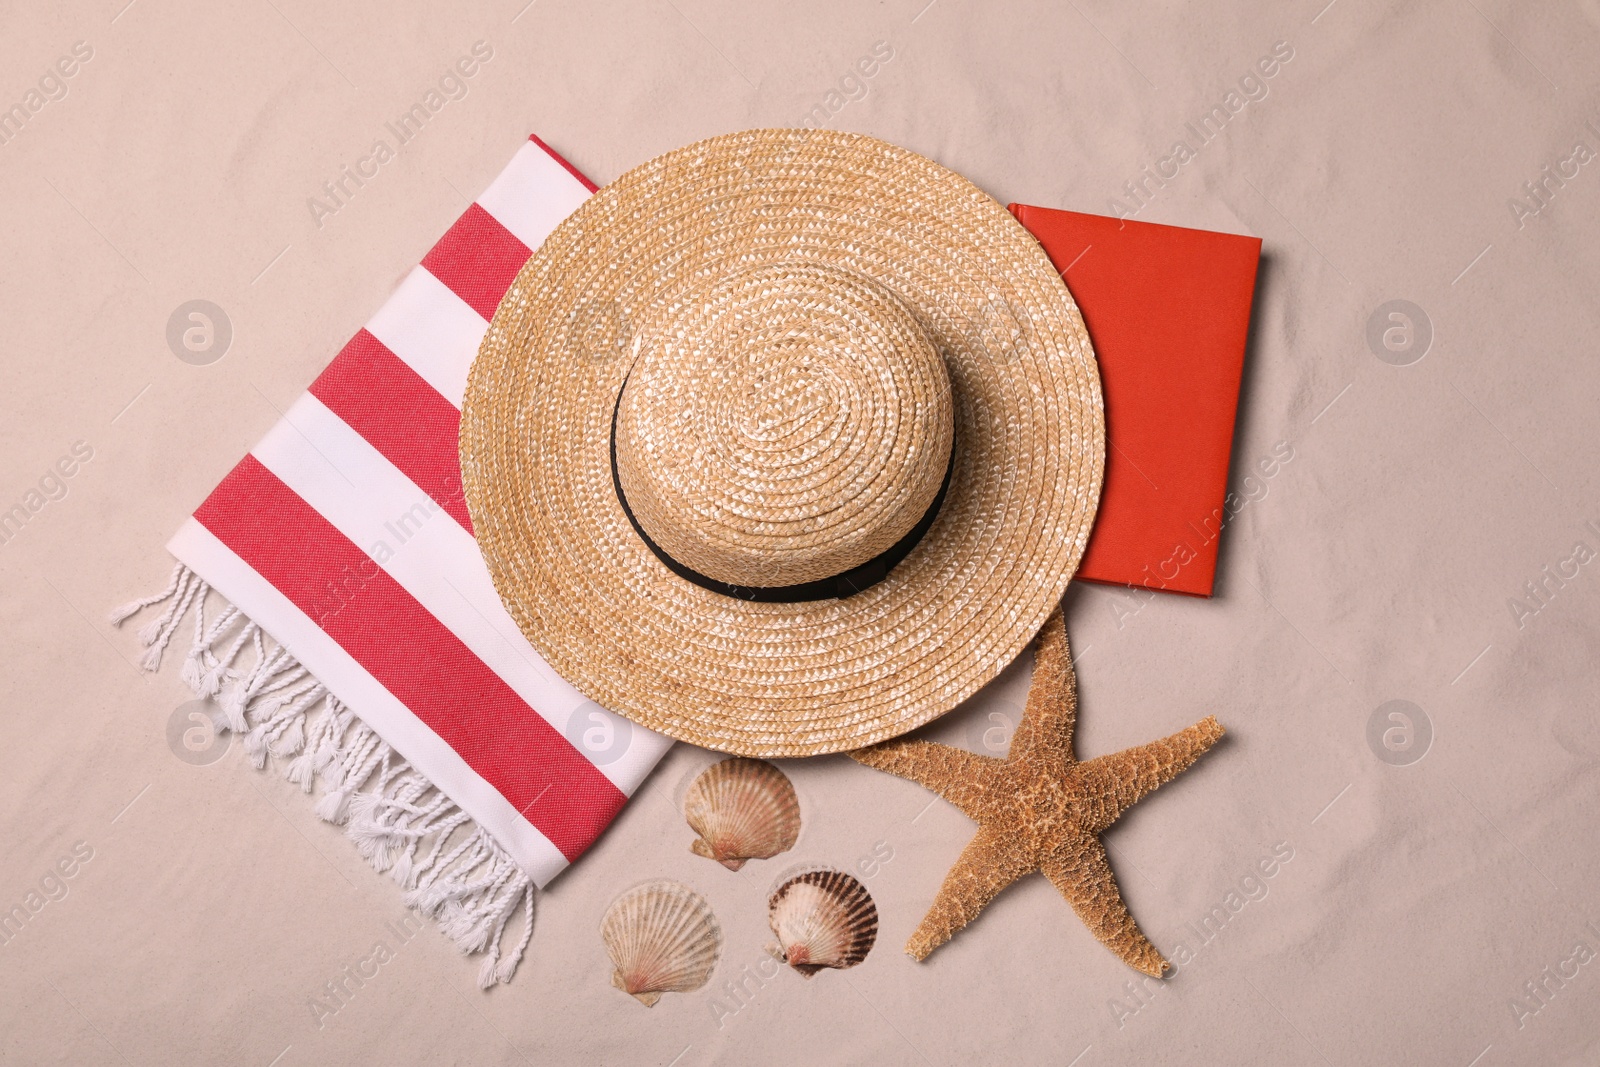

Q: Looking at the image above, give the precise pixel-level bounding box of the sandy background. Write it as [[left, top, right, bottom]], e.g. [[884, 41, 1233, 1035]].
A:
[[3, 0, 1600, 1063]]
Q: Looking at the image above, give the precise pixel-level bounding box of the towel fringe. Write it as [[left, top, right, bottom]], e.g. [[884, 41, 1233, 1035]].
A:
[[112, 563, 536, 987]]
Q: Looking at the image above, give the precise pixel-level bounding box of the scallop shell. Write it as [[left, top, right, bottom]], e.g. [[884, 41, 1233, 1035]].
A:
[[601, 880, 721, 1006], [684, 758, 801, 871], [766, 868, 878, 977]]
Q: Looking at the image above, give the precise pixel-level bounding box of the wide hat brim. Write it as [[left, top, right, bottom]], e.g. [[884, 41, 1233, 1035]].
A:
[[461, 129, 1104, 757]]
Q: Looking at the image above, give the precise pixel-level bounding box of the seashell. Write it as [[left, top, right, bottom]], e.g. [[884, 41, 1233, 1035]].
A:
[[765, 868, 878, 977], [684, 758, 801, 871], [601, 880, 721, 1006]]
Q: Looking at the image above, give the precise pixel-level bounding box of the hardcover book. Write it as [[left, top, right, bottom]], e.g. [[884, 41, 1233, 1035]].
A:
[[1011, 204, 1262, 596]]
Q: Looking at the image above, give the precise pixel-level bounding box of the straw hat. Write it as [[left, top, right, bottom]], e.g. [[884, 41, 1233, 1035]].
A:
[[461, 129, 1103, 757]]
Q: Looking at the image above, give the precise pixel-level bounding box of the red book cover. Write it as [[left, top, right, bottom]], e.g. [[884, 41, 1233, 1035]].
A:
[[1010, 204, 1261, 597]]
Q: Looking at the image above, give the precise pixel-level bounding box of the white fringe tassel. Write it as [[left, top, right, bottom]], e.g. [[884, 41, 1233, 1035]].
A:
[[111, 563, 536, 987]]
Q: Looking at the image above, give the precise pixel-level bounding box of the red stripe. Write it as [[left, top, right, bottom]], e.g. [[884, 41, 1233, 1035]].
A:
[[420, 203, 531, 321], [194, 456, 624, 861], [529, 133, 599, 193], [308, 330, 474, 535]]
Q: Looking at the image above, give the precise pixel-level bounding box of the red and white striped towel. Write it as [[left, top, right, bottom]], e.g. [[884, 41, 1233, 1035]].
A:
[[114, 135, 672, 986]]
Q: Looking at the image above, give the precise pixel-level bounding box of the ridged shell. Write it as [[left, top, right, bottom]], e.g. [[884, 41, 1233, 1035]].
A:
[[766, 869, 878, 977], [684, 758, 801, 871], [601, 880, 721, 1006]]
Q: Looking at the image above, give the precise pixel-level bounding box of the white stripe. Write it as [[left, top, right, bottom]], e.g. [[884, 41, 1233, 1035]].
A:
[[168, 518, 571, 886], [362, 142, 590, 411], [251, 393, 673, 794], [363, 267, 487, 408], [476, 140, 592, 251]]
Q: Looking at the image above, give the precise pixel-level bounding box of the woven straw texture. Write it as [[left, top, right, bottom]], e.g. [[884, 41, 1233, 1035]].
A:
[[614, 261, 955, 587], [461, 128, 1104, 757]]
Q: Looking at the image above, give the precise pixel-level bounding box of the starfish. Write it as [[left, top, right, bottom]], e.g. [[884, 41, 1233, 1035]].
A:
[[849, 607, 1224, 976]]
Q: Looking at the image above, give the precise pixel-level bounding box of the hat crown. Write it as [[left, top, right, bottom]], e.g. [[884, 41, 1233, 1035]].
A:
[[614, 263, 955, 589]]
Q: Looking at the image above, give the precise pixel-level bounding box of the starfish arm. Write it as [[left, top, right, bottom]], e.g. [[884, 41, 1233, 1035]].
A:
[[1075, 716, 1225, 834], [849, 741, 1001, 818], [1042, 835, 1169, 978], [904, 823, 1037, 961], [1008, 606, 1079, 769]]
